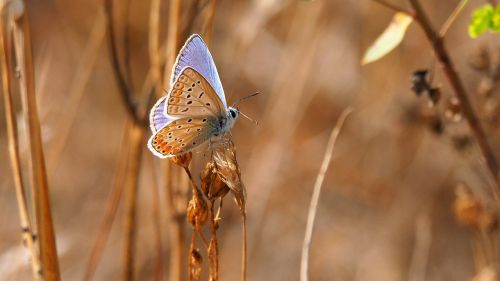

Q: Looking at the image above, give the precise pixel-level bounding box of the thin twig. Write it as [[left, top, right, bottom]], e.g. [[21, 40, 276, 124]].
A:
[[82, 121, 131, 281], [372, 0, 412, 15], [241, 215, 247, 281], [409, 0, 500, 190], [300, 108, 352, 281], [122, 124, 145, 281], [13, 5, 61, 280], [163, 0, 181, 87], [0, 10, 41, 280], [439, 0, 469, 37], [200, 0, 218, 45], [148, 156, 164, 281], [103, 0, 143, 126], [163, 161, 186, 281]]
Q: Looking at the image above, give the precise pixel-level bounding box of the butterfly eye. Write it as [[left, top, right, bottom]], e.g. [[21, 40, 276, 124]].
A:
[[230, 110, 236, 118]]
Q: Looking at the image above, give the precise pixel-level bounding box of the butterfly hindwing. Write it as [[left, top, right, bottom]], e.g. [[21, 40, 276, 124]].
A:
[[149, 96, 173, 133], [170, 34, 227, 107], [148, 116, 219, 158], [167, 67, 226, 118]]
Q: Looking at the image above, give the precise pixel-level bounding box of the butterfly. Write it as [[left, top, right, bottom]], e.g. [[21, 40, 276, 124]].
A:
[[148, 34, 240, 158]]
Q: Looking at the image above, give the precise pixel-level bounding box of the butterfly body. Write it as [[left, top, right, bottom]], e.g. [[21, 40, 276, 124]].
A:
[[148, 35, 239, 159]]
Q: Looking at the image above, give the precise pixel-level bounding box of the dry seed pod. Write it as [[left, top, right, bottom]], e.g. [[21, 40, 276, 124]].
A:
[[211, 135, 246, 215], [200, 162, 230, 200], [187, 193, 208, 227], [189, 248, 203, 280], [469, 44, 490, 72], [169, 152, 193, 169]]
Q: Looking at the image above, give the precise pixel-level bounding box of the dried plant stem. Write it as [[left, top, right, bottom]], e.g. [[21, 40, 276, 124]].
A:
[[148, 157, 164, 281], [200, 0, 218, 45], [12, 7, 61, 281], [122, 124, 145, 281], [104, 0, 143, 125], [148, 0, 163, 97], [439, 0, 469, 37], [241, 216, 247, 281], [47, 9, 106, 174], [208, 201, 219, 281], [164, 162, 186, 281], [409, 0, 500, 190], [300, 108, 352, 281], [372, 0, 412, 14], [163, 0, 181, 86], [0, 16, 41, 280], [82, 122, 131, 281]]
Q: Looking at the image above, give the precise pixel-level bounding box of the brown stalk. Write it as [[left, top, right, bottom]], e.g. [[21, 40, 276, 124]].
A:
[[47, 9, 106, 175], [408, 0, 500, 190], [12, 4, 61, 280], [103, 0, 143, 126], [122, 124, 145, 281], [162, 1, 185, 280], [148, 156, 164, 281], [163, 0, 181, 87], [82, 121, 131, 281], [372, 0, 412, 14], [163, 161, 186, 281], [300, 108, 352, 281], [208, 201, 219, 281], [0, 8, 41, 280], [200, 0, 218, 45]]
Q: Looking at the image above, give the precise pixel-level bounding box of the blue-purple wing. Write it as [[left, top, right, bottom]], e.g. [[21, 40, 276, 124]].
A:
[[149, 96, 174, 133], [170, 34, 227, 107]]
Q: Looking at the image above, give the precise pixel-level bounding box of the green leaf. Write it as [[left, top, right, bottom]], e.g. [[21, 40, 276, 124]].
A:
[[361, 13, 413, 65], [468, 4, 493, 38], [491, 5, 500, 31]]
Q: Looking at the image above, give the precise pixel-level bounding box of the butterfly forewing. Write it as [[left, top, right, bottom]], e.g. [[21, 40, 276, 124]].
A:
[[171, 34, 227, 107], [167, 67, 226, 118], [148, 115, 219, 158]]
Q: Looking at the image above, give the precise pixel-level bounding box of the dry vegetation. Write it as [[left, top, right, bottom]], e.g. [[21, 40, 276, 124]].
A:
[[2, 0, 500, 280]]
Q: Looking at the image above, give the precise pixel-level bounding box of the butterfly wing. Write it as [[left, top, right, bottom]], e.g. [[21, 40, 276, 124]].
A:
[[170, 34, 227, 107], [167, 67, 226, 118], [147, 116, 218, 158], [149, 96, 174, 133]]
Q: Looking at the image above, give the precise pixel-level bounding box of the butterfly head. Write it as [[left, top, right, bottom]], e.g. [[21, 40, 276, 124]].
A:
[[227, 106, 240, 125]]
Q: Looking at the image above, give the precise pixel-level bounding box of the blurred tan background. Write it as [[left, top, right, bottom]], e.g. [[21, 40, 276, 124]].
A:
[[1, 0, 500, 280]]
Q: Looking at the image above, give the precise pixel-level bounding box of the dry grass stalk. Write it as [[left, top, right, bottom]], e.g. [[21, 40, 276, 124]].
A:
[[300, 108, 352, 281], [82, 122, 132, 281], [199, 0, 218, 45], [122, 123, 145, 281], [10, 2, 61, 280], [147, 156, 164, 281], [0, 5, 41, 279], [46, 10, 106, 174]]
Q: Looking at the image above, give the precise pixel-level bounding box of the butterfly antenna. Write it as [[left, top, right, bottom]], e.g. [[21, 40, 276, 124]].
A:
[[232, 92, 261, 107], [239, 111, 259, 125]]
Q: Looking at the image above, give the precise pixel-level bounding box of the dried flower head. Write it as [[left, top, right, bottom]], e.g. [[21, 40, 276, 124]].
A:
[[189, 248, 203, 280], [187, 191, 208, 227], [200, 162, 230, 200], [211, 135, 246, 215], [169, 152, 193, 169]]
